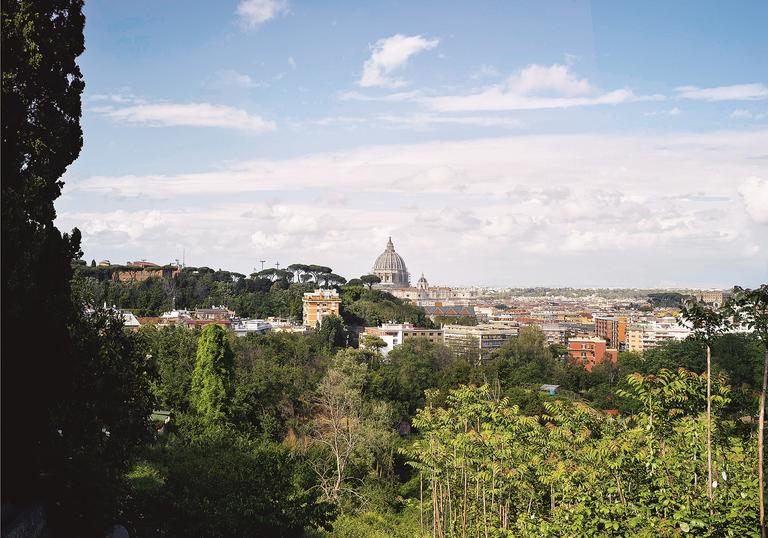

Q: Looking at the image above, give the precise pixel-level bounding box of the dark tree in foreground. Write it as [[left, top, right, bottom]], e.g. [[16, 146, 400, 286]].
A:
[[2, 0, 85, 499], [2, 2, 154, 535]]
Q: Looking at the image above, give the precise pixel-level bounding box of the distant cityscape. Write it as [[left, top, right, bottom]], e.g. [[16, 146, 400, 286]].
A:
[[103, 236, 741, 372]]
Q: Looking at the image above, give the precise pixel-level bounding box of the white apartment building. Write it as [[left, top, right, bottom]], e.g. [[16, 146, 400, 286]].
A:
[[361, 323, 443, 356], [625, 317, 691, 353], [442, 324, 519, 364], [232, 319, 272, 337]]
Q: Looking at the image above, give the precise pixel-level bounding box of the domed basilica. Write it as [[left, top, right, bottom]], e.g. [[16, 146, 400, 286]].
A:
[[370, 237, 457, 305], [372, 237, 410, 287]]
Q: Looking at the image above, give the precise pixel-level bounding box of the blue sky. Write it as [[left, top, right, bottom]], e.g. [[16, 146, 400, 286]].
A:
[[56, 0, 768, 287]]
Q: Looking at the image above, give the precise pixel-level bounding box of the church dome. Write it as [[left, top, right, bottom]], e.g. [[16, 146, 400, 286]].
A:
[[374, 237, 407, 272], [372, 237, 410, 286]]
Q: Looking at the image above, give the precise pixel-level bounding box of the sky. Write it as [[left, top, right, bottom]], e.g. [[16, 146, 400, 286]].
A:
[[55, 0, 768, 288]]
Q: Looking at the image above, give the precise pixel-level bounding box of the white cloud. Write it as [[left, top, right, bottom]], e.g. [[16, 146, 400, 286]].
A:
[[564, 52, 580, 66], [288, 56, 296, 69], [89, 93, 145, 104], [251, 230, 290, 249], [730, 109, 767, 120], [506, 63, 593, 96], [338, 89, 423, 102], [423, 64, 663, 111], [358, 34, 439, 88], [96, 102, 276, 132], [738, 177, 768, 224], [309, 113, 522, 130], [213, 69, 267, 89], [74, 130, 768, 199], [378, 114, 522, 129], [645, 107, 681, 117], [470, 64, 501, 79], [236, 0, 288, 28], [675, 83, 768, 101], [63, 130, 768, 286]]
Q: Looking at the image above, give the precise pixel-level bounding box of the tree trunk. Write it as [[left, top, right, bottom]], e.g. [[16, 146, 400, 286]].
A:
[[706, 343, 713, 504], [420, 472, 424, 537], [759, 350, 767, 538]]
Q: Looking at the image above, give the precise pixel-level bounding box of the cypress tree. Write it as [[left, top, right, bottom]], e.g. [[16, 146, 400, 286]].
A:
[[190, 324, 235, 421]]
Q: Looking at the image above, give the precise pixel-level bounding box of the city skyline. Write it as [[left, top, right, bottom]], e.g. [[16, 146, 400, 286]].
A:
[[54, 0, 768, 287]]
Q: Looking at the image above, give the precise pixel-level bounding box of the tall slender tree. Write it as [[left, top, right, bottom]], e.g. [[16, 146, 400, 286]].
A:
[[3, 4, 155, 534], [726, 285, 768, 537], [190, 324, 235, 421], [681, 300, 729, 505], [2, 0, 85, 501]]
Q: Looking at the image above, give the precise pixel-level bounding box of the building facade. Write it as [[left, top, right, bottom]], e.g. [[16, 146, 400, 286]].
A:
[[567, 336, 618, 371], [442, 324, 519, 364], [624, 318, 691, 353], [695, 290, 725, 308], [362, 323, 444, 355], [594, 315, 627, 350], [232, 319, 272, 337], [302, 289, 342, 327]]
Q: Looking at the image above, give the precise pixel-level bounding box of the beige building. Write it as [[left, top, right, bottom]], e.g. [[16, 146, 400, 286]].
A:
[[695, 290, 725, 308], [302, 289, 341, 327], [625, 325, 645, 353], [442, 324, 519, 364]]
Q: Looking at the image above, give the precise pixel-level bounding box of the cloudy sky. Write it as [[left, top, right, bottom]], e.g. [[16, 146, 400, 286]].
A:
[[56, 0, 768, 287]]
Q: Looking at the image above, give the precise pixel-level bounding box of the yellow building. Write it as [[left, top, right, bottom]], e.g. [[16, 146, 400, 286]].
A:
[[625, 325, 645, 353], [302, 289, 341, 327]]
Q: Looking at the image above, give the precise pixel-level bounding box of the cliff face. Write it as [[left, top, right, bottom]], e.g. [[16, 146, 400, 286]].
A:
[[111, 267, 180, 282]]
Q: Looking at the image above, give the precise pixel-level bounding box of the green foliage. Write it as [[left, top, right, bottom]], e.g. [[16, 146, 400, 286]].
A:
[[681, 299, 730, 342], [368, 339, 453, 417], [405, 372, 760, 537], [632, 337, 764, 398], [125, 416, 334, 537], [230, 331, 330, 438], [487, 325, 555, 386], [340, 286, 431, 327], [317, 314, 348, 349], [360, 274, 382, 289], [647, 292, 687, 308], [49, 307, 155, 535], [361, 333, 388, 352], [138, 324, 199, 411], [728, 285, 768, 345], [320, 505, 425, 538], [72, 265, 319, 318], [307, 350, 399, 508], [190, 324, 235, 421]]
